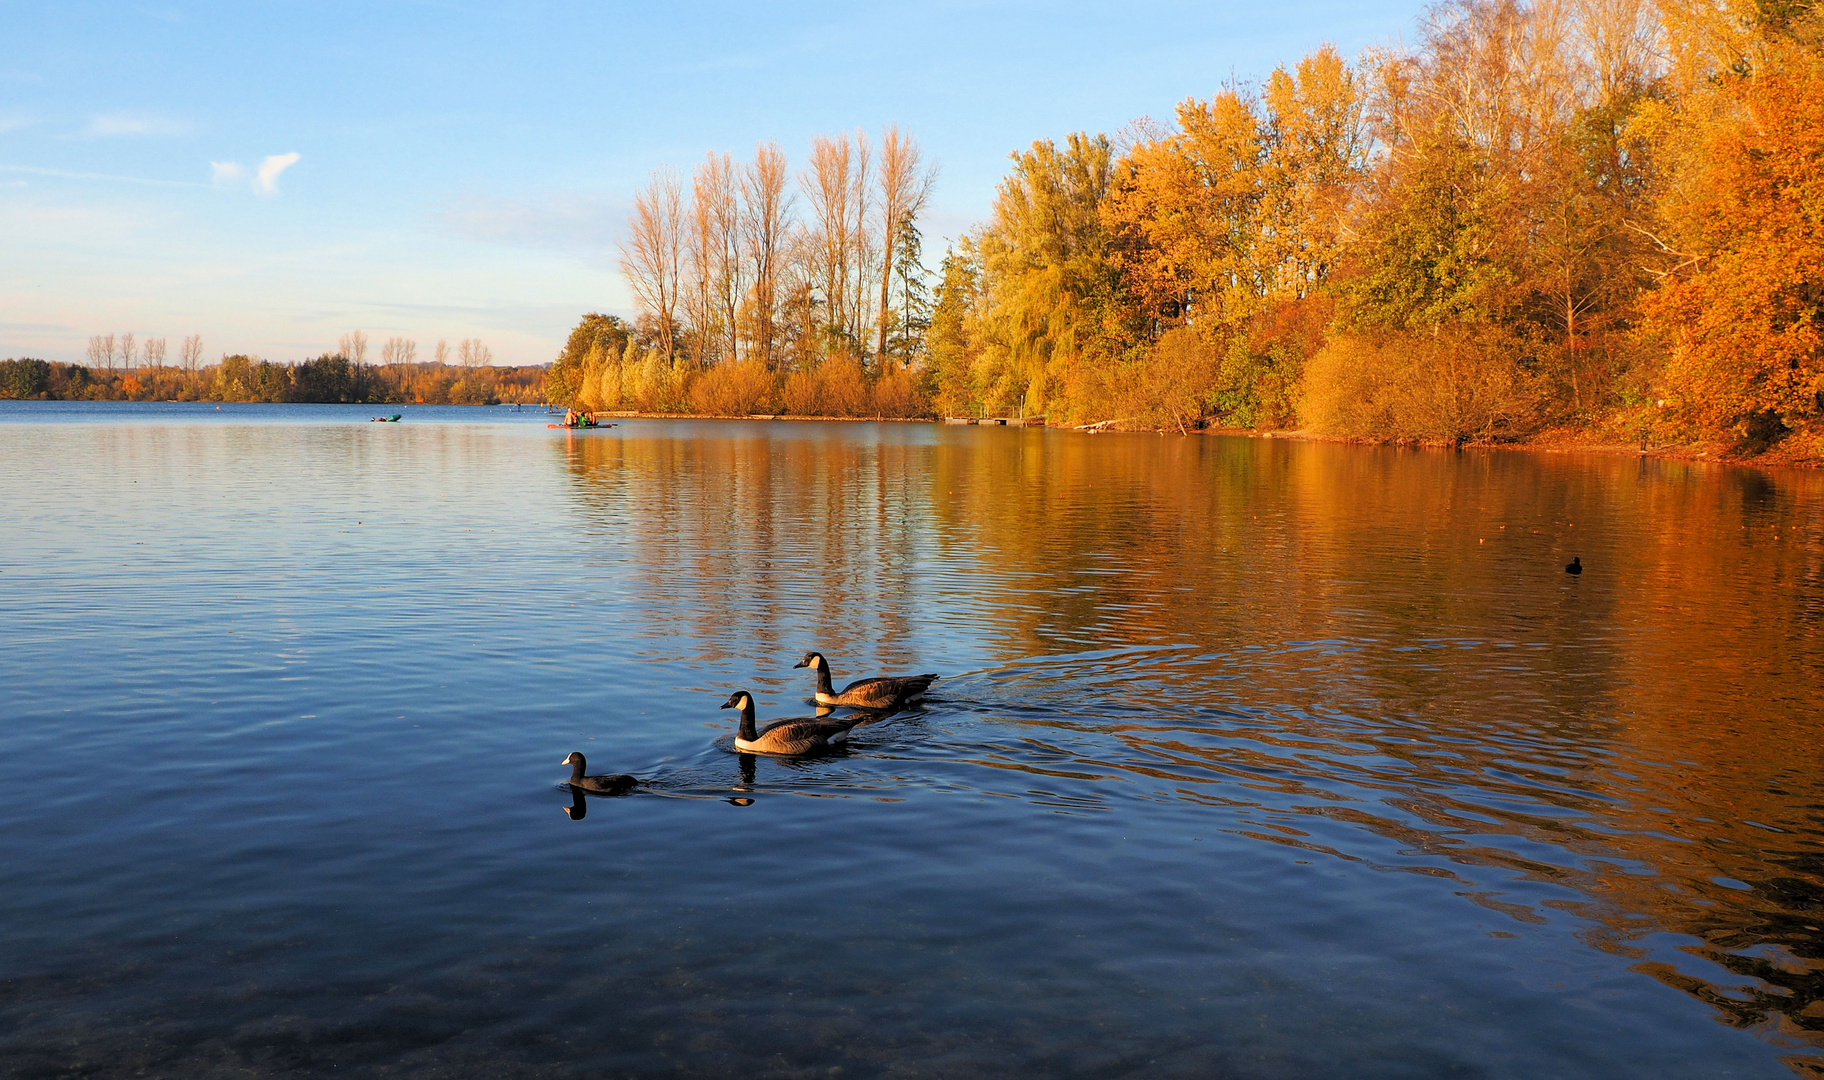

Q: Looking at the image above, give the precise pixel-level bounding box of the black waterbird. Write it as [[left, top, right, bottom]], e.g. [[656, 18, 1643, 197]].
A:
[[561, 752, 639, 795]]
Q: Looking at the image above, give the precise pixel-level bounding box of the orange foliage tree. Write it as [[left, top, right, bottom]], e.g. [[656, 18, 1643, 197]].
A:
[[1642, 54, 1824, 444]]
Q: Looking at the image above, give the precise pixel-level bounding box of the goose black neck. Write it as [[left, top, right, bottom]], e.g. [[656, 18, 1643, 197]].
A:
[[569, 756, 588, 783], [814, 660, 835, 696], [737, 701, 757, 741]]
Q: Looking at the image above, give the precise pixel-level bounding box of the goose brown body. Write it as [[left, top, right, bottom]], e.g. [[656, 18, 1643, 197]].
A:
[[793, 651, 937, 709], [561, 752, 639, 795], [722, 691, 862, 755]]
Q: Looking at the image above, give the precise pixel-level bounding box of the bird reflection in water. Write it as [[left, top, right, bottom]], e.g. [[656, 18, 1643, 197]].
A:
[[564, 788, 588, 820], [730, 752, 758, 805]]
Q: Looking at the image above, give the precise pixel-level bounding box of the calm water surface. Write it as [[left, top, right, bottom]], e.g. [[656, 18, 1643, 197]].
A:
[[3, 401, 1823, 1078]]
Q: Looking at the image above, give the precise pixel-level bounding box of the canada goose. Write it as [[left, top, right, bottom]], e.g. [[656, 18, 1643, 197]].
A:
[[561, 752, 639, 795], [1565, 556, 1583, 575], [722, 691, 862, 755], [792, 651, 938, 709]]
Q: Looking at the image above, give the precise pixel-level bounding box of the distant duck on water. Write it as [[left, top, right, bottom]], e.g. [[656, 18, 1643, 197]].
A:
[[560, 752, 639, 795], [723, 691, 863, 755], [1565, 556, 1583, 575], [793, 651, 938, 710]]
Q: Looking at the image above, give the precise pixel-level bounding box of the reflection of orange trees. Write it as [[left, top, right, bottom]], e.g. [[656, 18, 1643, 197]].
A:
[[552, 427, 936, 675], [925, 428, 1824, 1038], [551, 420, 1823, 1039]]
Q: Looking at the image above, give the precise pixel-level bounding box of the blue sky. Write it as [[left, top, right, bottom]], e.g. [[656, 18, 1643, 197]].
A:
[[1, 0, 1427, 367]]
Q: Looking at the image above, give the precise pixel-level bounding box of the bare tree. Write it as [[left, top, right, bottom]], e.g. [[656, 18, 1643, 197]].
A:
[[687, 156, 725, 364], [119, 332, 136, 372], [874, 126, 936, 363], [144, 337, 167, 368], [339, 330, 369, 363], [1574, 0, 1661, 106], [620, 168, 684, 361], [87, 335, 112, 370], [803, 131, 875, 352], [458, 339, 491, 367], [381, 337, 417, 365], [685, 151, 745, 365], [741, 142, 791, 368], [1411, 0, 1578, 163], [434, 339, 450, 366], [703, 154, 743, 364], [181, 334, 202, 371]]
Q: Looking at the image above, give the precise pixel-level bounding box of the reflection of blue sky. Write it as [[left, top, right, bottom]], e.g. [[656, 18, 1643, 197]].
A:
[[1, 0, 1422, 366]]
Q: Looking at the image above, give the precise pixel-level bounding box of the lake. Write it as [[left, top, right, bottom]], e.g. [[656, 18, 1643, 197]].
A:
[[2, 400, 1822, 1078]]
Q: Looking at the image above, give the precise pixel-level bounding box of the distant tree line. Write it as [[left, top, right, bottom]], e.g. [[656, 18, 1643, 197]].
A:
[[0, 351, 544, 405]]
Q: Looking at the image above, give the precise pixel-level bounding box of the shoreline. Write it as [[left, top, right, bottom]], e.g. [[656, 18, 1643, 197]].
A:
[[583, 409, 1822, 469], [11, 398, 1815, 469], [1197, 425, 1823, 470]]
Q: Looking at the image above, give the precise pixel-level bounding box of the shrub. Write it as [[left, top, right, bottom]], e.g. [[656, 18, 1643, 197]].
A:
[[820, 354, 870, 417], [781, 369, 823, 416], [690, 361, 778, 416], [1302, 329, 1546, 443], [622, 351, 690, 413], [870, 367, 929, 418]]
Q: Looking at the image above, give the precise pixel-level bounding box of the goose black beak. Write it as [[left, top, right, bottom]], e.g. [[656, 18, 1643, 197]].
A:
[[720, 694, 740, 709], [792, 659, 808, 668]]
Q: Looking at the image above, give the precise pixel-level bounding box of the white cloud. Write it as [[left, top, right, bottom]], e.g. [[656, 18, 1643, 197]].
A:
[[77, 112, 191, 139], [255, 152, 299, 195], [209, 154, 300, 195], [0, 112, 37, 134]]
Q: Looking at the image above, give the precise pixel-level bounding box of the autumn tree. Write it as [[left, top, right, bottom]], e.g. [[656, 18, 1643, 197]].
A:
[[972, 132, 1137, 419], [546, 312, 631, 406], [1638, 22, 1824, 446], [925, 244, 983, 416]]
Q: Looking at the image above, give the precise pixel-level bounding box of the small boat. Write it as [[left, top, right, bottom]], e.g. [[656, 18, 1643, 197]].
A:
[[547, 417, 614, 429], [370, 414, 402, 423]]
